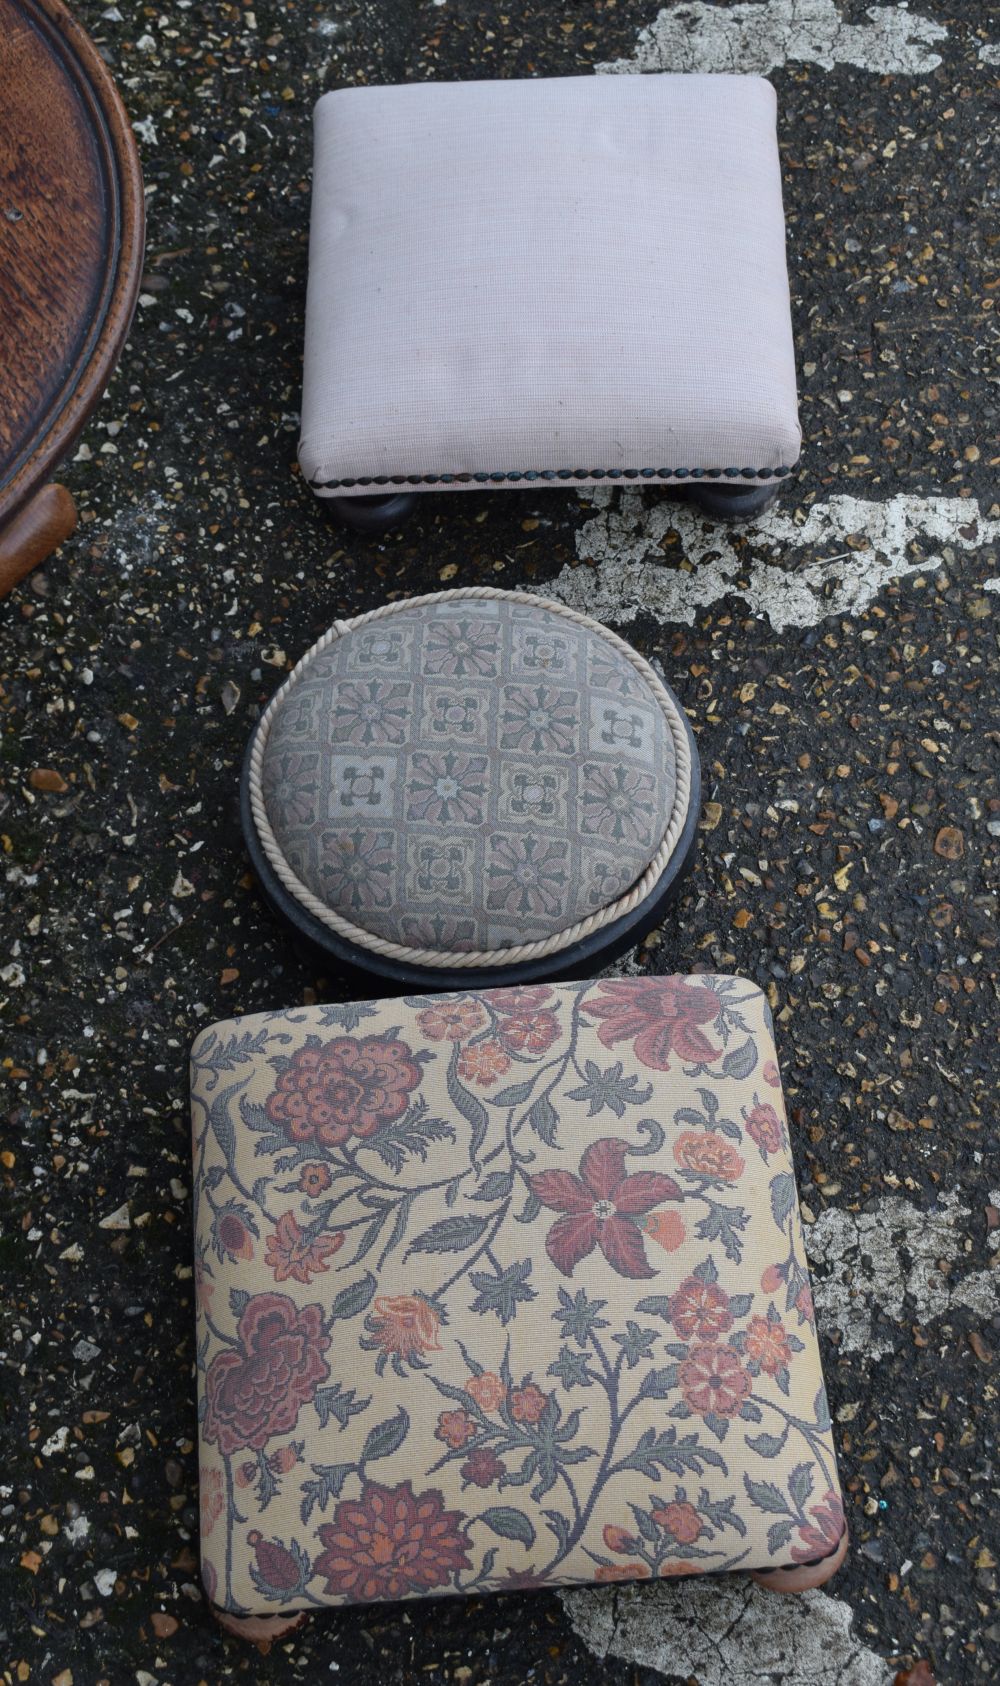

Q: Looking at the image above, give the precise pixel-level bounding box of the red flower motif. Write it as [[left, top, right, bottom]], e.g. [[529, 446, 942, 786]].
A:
[[673, 1131, 745, 1183], [679, 1344, 752, 1418], [529, 1138, 682, 1280], [435, 1408, 477, 1450], [585, 977, 723, 1070], [264, 1212, 344, 1284], [460, 1446, 506, 1488], [745, 1313, 793, 1375], [457, 1037, 511, 1086], [264, 1035, 422, 1146], [488, 985, 553, 1015], [669, 1276, 734, 1341], [602, 1524, 637, 1554], [763, 1059, 782, 1088], [791, 1489, 846, 1564], [247, 1529, 303, 1596], [509, 1383, 549, 1424], [416, 999, 487, 1042], [314, 1481, 472, 1601], [465, 1372, 505, 1413], [651, 1501, 702, 1544], [595, 1562, 650, 1582], [795, 1282, 815, 1324], [745, 1101, 784, 1156], [297, 1162, 332, 1197], [213, 1207, 254, 1261], [203, 1293, 331, 1455], [367, 1294, 442, 1361], [500, 1009, 560, 1055]]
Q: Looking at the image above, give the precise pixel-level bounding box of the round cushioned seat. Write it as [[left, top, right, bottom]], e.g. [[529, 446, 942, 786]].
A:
[[243, 589, 699, 987]]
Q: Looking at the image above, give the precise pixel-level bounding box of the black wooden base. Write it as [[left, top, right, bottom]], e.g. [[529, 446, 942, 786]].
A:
[[240, 718, 701, 994], [324, 478, 782, 534]]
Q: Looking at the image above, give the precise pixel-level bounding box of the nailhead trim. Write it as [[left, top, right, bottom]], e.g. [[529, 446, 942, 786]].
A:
[[310, 463, 798, 492]]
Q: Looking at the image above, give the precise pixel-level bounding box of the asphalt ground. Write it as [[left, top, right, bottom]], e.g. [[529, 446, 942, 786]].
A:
[[1, 2, 998, 1684]]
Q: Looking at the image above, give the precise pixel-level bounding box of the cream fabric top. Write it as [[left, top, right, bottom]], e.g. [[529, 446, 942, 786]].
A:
[[300, 73, 800, 493]]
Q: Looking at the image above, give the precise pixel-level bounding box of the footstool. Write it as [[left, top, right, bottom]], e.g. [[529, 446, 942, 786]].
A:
[[192, 975, 846, 1637], [242, 588, 700, 989], [299, 73, 800, 534]]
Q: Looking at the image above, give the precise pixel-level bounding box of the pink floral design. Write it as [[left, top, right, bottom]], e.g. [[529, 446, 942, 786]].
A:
[[488, 985, 553, 1014], [246, 1530, 304, 1596], [314, 1481, 472, 1601], [416, 999, 487, 1042], [745, 1313, 793, 1375], [679, 1344, 752, 1418], [585, 977, 723, 1070], [211, 1205, 255, 1262], [461, 1446, 506, 1488], [436, 1408, 477, 1450], [297, 1162, 332, 1196], [203, 1293, 331, 1454], [744, 1100, 784, 1156], [367, 1294, 443, 1362], [465, 1372, 505, 1412], [499, 1009, 560, 1056], [595, 1561, 650, 1582], [265, 1035, 423, 1146], [670, 1276, 734, 1341], [529, 1137, 682, 1280], [651, 1501, 703, 1544], [264, 1212, 344, 1284], [457, 1038, 511, 1086], [509, 1383, 549, 1424], [791, 1489, 846, 1563], [673, 1131, 745, 1183]]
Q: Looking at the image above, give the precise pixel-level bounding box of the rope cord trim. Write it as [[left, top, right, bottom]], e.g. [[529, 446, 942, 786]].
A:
[[248, 588, 694, 969], [309, 464, 797, 493]]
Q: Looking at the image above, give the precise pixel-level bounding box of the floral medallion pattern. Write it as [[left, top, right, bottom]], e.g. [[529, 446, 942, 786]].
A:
[[192, 977, 842, 1616], [257, 598, 680, 950]]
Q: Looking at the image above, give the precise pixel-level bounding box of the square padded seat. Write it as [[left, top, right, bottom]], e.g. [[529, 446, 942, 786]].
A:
[[192, 977, 844, 1634], [300, 73, 799, 515]]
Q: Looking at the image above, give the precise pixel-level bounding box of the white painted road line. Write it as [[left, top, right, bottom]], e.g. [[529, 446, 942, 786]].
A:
[[542, 491, 1000, 633], [808, 1189, 1000, 1357], [599, 0, 949, 77]]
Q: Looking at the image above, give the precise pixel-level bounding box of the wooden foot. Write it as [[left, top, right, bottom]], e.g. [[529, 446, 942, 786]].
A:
[[211, 1606, 309, 1643], [0, 483, 77, 599], [750, 1525, 849, 1594]]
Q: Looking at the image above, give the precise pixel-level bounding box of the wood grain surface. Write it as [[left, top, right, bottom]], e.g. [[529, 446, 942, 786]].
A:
[[0, 0, 143, 588]]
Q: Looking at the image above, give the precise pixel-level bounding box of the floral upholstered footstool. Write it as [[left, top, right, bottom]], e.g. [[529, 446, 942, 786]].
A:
[[191, 976, 846, 1638]]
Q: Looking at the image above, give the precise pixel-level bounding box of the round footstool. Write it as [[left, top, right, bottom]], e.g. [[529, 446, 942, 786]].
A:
[[242, 589, 700, 988]]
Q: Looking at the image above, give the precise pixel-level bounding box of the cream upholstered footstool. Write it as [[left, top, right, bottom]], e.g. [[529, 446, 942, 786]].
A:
[[192, 976, 846, 1638], [299, 72, 800, 534]]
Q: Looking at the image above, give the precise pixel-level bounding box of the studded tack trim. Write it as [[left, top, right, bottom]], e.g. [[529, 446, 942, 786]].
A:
[[309, 463, 798, 493]]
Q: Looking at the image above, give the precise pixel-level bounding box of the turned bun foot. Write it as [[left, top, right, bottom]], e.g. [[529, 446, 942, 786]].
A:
[[211, 1606, 309, 1643], [0, 483, 77, 599], [750, 1525, 849, 1594]]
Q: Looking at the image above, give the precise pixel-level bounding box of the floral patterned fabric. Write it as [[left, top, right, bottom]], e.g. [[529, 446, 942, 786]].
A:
[[255, 596, 680, 951], [192, 977, 843, 1616]]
